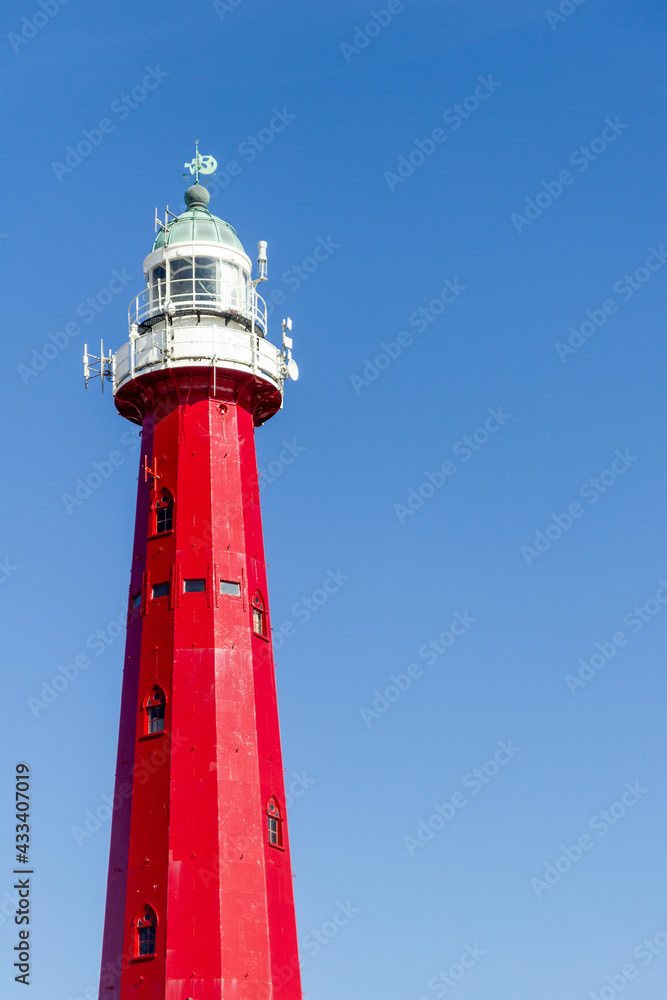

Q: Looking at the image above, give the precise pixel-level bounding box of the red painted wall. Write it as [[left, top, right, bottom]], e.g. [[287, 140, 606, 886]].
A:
[[98, 369, 302, 1000]]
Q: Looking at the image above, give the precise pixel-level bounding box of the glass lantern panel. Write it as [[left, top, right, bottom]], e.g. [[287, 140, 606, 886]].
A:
[[169, 258, 193, 305], [194, 257, 218, 304], [195, 219, 219, 242], [219, 261, 243, 311], [150, 265, 166, 312]]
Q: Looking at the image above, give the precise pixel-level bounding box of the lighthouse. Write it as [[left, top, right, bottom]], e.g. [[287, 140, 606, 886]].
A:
[[86, 150, 302, 1000]]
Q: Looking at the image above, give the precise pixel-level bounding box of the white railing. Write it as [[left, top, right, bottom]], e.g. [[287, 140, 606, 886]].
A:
[[114, 325, 285, 394], [128, 282, 267, 333]]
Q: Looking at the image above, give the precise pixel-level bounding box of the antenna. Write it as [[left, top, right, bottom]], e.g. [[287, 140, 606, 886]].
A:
[[83, 340, 113, 392], [257, 241, 268, 282], [155, 206, 178, 238], [281, 318, 298, 381]]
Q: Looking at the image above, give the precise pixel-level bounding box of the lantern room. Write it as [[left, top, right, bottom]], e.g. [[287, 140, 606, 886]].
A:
[[129, 183, 265, 335], [84, 158, 297, 419]]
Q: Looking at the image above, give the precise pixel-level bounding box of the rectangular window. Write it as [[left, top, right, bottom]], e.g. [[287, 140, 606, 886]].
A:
[[151, 582, 170, 599], [268, 817, 279, 846], [138, 926, 156, 956], [131, 592, 141, 609], [219, 580, 241, 597], [147, 706, 165, 734], [183, 578, 206, 593], [156, 506, 173, 533], [253, 607, 265, 636]]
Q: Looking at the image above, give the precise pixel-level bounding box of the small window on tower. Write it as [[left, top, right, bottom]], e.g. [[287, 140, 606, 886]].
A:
[[131, 592, 141, 609], [135, 905, 157, 957], [143, 686, 166, 735], [151, 582, 170, 599], [252, 591, 266, 637], [155, 488, 174, 534], [219, 580, 241, 597], [183, 578, 206, 593], [267, 797, 283, 848]]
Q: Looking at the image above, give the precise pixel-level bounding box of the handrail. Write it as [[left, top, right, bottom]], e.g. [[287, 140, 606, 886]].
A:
[[113, 323, 285, 395], [128, 282, 267, 334]]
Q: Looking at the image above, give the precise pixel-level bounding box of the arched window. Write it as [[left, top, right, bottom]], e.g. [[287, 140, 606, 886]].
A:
[[135, 905, 157, 957], [252, 591, 266, 637], [143, 686, 166, 735], [155, 488, 174, 534], [267, 797, 283, 848]]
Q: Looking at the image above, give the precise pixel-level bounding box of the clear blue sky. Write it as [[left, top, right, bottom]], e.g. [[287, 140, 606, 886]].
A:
[[1, 1, 667, 998]]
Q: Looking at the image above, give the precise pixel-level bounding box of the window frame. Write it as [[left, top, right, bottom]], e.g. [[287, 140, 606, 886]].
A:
[[252, 590, 268, 639], [133, 904, 158, 959], [152, 487, 174, 537], [141, 686, 167, 738], [266, 797, 284, 850]]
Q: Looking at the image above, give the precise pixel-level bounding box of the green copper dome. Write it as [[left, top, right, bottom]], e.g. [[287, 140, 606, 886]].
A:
[[152, 184, 244, 253]]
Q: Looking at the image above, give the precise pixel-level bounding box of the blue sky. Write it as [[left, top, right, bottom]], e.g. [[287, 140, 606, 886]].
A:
[[1, 0, 667, 998]]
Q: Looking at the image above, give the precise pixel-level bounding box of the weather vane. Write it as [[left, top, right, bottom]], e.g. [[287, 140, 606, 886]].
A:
[[183, 139, 217, 185]]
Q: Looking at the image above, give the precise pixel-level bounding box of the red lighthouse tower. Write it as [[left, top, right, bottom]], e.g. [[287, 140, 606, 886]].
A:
[[88, 154, 301, 1000]]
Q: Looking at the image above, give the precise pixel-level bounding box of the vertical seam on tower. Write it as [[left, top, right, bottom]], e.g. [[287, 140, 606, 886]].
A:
[[141, 571, 150, 617]]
